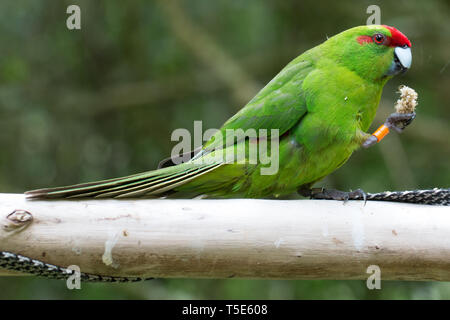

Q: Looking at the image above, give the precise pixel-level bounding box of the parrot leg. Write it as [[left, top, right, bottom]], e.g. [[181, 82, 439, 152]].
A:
[[299, 187, 367, 203], [362, 135, 378, 148], [362, 112, 416, 148]]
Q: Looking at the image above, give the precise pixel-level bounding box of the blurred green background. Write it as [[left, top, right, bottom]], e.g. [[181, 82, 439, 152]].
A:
[[0, 0, 449, 299]]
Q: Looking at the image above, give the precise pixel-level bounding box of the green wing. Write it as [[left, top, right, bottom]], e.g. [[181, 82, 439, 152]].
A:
[[202, 59, 314, 153]]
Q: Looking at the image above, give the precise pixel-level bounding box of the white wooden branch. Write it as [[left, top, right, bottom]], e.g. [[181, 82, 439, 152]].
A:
[[1, 193, 449, 281]]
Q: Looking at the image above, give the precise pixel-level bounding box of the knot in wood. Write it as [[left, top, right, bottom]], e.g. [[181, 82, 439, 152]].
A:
[[4, 209, 33, 232]]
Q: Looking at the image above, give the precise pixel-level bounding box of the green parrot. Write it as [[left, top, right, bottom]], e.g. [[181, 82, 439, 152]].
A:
[[26, 25, 415, 200]]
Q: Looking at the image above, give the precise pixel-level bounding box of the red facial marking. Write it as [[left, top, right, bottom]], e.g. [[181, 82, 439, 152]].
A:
[[382, 25, 412, 47], [357, 35, 373, 45]]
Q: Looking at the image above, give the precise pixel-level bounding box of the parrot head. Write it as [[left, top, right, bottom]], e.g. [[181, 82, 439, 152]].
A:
[[322, 25, 412, 82]]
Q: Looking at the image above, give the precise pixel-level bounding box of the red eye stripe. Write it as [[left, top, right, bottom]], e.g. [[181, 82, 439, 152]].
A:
[[382, 25, 412, 47], [357, 35, 373, 45]]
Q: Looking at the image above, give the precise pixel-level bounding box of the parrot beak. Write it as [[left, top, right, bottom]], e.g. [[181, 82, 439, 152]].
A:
[[387, 46, 412, 76], [395, 46, 412, 69]]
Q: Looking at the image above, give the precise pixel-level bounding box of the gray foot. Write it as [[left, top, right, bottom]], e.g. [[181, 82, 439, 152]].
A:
[[385, 112, 416, 133], [300, 187, 367, 204]]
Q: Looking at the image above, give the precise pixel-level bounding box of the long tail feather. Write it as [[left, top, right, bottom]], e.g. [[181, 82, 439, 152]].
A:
[[25, 162, 222, 200]]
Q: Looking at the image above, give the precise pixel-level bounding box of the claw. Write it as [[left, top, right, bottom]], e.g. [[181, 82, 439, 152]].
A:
[[350, 188, 367, 205], [401, 112, 416, 128], [343, 194, 349, 204]]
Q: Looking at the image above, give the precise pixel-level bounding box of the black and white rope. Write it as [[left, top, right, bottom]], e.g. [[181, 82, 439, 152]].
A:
[[347, 188, 450, 206], [0, 251, 152, 282]]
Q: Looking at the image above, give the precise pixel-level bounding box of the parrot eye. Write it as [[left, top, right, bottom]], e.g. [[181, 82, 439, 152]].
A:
[[373, 33, 385, 45]]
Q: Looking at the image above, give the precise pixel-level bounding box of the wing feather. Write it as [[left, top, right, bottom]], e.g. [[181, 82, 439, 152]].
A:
[[202, 59, 313, 153]]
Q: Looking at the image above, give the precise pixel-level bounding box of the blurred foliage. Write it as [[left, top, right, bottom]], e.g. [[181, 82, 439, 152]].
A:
[[0, 0, 449, 299]]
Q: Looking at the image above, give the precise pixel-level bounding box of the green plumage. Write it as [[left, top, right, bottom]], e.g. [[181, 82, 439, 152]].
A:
[[26, 25, 403, 200]]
